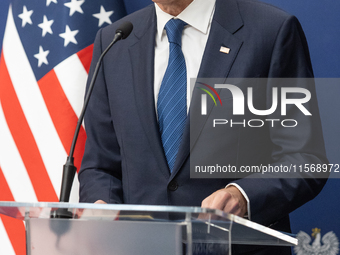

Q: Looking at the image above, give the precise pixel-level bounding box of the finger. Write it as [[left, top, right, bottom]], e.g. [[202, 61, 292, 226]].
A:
[[223, 199, 242, 216], [94, 200, 107, 204], [202, 190, 232, 211], [75, 208, 84, 218]]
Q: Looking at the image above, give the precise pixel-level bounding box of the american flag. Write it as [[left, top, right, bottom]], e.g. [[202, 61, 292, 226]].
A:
[[0, 0, 126, 254]]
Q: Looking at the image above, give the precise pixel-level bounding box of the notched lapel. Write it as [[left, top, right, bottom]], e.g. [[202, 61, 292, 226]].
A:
[[189, 21, 244, 152], [173, 0, 245, 174], [129, 10, 170, 179]]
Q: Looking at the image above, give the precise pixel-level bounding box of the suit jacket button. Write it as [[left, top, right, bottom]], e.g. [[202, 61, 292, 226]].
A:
[[168, 180, 178, 191]]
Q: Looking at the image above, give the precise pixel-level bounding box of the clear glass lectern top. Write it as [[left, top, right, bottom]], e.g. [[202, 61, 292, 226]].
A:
[[0, 202, 297, 255]]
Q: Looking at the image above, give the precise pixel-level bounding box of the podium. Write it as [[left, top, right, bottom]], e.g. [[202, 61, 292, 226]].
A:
[[0, 202, 297, 255]]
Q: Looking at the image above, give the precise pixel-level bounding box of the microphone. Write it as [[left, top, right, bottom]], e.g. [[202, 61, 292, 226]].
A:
[[115, 21, 133, 39], [52, 21, 133, 218]]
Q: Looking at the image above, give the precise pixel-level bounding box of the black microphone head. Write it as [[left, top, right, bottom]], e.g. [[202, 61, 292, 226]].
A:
[[115, 21, 133, 39]]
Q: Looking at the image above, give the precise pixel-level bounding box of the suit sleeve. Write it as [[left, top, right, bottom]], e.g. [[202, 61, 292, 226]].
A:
[[233, 15, 328, 226], [78, 29, 124, 204]]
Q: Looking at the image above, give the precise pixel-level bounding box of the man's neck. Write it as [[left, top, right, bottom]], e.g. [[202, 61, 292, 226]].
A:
[[154, 0, 193, 16]]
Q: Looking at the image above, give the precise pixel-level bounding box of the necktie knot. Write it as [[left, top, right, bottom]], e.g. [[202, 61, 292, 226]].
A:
[[165, 19, 186, 46]]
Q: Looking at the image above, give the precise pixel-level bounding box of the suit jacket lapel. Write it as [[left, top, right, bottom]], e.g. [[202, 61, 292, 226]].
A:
[[171, 0, 244, 177], [129, 6, 170, 179]]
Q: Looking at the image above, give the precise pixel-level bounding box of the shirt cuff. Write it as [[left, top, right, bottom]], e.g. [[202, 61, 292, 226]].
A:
[[226, 183, 251, 220]]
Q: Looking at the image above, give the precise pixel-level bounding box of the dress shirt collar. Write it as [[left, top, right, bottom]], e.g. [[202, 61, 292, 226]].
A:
[[155, 0, 216, 40]]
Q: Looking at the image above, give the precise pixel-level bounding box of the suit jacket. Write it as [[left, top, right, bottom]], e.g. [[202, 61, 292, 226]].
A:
[[79, 0, 328, 253]]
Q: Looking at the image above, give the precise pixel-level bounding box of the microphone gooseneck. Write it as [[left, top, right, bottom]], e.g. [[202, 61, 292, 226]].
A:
[[56, 22, 133, 214]]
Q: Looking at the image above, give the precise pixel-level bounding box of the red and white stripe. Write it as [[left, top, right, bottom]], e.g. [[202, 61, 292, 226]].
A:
[[0, 5, 92, 254]]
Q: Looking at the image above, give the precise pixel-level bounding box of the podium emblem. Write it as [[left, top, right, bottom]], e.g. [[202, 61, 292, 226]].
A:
[[294, 228, 339, 255]]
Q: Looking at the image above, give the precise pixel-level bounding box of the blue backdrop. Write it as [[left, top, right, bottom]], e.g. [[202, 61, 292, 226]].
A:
[[1, 0, 339, 248]]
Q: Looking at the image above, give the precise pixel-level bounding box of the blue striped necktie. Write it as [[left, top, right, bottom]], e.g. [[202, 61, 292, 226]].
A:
[[157, 19, 187, 172]]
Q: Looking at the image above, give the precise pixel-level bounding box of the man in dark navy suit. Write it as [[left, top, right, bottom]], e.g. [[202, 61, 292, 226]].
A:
[[78, 0, 328, 254]]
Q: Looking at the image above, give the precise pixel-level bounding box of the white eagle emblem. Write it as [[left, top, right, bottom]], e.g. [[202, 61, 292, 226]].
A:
[[294, 228, 339, 255]]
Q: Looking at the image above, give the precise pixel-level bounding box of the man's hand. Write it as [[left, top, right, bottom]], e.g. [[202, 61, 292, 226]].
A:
[[94, 200, 107, 204], [201, 186, 247, 217], [76, 200, 107, 218]]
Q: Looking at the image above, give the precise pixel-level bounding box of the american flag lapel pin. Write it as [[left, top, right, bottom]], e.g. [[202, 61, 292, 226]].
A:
[[220, 46, 230, 54]]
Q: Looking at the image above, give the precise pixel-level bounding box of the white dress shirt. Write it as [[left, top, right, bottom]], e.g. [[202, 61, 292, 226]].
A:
[[154, 0, 215, 112], [153, 0, 251, 219]]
